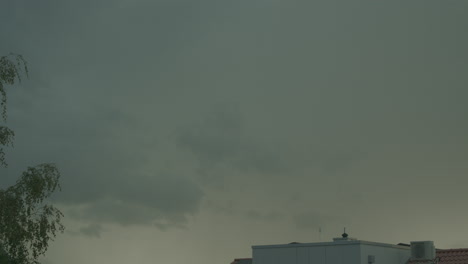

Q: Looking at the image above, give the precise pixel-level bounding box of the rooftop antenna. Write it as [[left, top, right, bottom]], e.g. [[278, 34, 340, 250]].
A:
[[319, 227, 322, 242], [342, 227, 348, 238]]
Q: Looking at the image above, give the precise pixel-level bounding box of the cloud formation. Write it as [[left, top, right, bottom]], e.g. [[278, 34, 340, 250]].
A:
[[79, 224, 104, 238], [2, 1, 468, 264]]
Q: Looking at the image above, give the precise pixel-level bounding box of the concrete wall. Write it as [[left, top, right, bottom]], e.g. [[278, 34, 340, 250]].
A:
[[252, 240, 411, 264], [253, 243, 360, 264], [360, 244, 410, 264]]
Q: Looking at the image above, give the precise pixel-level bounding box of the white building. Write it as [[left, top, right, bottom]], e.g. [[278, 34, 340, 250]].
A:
[[249, 233, 438, 264]]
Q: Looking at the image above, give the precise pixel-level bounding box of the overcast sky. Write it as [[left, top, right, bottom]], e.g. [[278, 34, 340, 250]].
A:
[[1, 0, 468, 263]]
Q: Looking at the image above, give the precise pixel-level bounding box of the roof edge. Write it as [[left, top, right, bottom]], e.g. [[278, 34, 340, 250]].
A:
[[252, 240, 412, 250]]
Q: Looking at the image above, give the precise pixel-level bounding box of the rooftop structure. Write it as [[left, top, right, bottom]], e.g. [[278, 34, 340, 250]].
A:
[[230, 258, 253, 264], [252, 234, 411, 264], [231, 233, 468, 264], [409, 248, 468, 264]]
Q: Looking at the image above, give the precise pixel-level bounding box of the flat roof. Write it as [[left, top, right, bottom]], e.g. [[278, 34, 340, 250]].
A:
[[252, 239, 411, 250]]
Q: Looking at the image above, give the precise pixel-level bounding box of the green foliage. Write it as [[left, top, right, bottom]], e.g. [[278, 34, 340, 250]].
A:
[[0, 245, 16, 264], [0, 54, 63, 264], [0, 126, 14, 168], [0, 53, 27, 168], [0, 165, 64, 264], [0, 53, 28, 121]]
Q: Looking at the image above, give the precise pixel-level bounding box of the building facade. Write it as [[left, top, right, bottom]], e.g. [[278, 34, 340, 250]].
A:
[[252, 235, 411, 264], [232, 233, 468, 264]]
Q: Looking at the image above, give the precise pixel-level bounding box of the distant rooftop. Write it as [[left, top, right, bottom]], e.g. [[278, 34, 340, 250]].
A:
[[409, 249, 468, 264], [252, 235, 411, 250], [230, 258, 252, 264]]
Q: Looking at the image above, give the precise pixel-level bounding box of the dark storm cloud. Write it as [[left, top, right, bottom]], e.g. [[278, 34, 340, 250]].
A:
[[0, 0, 209, 226], [245, 210, 283, 223], [174, 104, 288, 178], [64, 173, 203, 228], [79, 224, 104, 239], [2, 0, 466, 188], [2, 3, 468, 263], [293, 211, 347, 230], [1, 0, 209, 225]]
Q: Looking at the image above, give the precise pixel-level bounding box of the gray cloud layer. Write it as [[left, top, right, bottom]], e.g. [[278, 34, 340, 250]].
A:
[[1, 2, 468, 260]]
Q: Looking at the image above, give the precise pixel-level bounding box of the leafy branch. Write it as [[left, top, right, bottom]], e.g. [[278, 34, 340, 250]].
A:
[[0, 54, 63, 264]]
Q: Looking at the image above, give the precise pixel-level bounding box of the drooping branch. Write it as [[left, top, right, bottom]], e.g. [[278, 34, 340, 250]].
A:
[[0, 54, 62, 264], [0, 126, 14, 167], [0, 53, 29, 122], [0, 164, 64, 264], [0, 53, 27, 168]]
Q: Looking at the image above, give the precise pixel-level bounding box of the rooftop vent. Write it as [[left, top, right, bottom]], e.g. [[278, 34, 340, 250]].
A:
[[333, 228, 356, 242], [410, 241, 435, 260]]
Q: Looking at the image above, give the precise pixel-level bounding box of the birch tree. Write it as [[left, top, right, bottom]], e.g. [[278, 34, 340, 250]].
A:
[[0, 53, 64, 264]]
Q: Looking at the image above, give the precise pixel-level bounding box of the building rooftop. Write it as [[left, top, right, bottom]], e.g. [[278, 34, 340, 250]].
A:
[[230, 258, 252, 264], [409, 249, 468, 264], [237, 234, 468, 264], [252, 236, 410, 250]]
